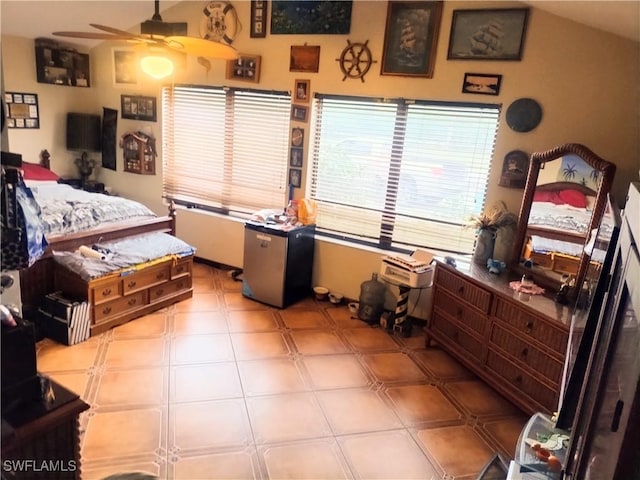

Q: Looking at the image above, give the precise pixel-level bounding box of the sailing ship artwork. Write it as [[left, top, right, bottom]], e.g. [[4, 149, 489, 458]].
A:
[[381, 2, 443, 77], [448, 9, 529, 61]]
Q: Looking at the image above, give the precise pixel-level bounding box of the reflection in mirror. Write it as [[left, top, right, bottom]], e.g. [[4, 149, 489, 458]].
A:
[[556, 197, 620, 430], [511, 144, 616, 303]]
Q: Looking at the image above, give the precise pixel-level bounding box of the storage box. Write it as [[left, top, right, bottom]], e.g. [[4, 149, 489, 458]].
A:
[[514, 413, 569, 479]]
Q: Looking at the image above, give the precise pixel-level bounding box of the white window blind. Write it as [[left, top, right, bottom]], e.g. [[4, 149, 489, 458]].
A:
[[308, 95, 500, 254], [162, 85, 291, 215]]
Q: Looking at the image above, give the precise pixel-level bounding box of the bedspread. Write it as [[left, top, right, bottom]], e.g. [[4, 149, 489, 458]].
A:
[[29, 182, 156, 237], [52, 232, 196, 281]]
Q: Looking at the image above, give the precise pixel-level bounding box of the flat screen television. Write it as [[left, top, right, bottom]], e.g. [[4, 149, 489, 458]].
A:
[[555, 195, 620, 430]]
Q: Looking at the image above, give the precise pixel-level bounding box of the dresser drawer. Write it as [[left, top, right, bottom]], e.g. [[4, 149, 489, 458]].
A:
[[493, 297, 568, 354], [171, 258, 192, 279], [122, 265, 171, 295], [490, 323, 564, 384], [434, 288, 489, 337], [149, 276, 192, 302], [93, 291, 147, 323], [486, 348, 558, 412], [91, 277, 121, 305], [432, 312, 485, 362], [435, 267, 492, 314]]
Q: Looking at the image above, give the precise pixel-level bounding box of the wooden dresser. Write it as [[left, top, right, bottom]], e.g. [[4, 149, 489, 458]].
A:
[[54, 255, 193, 336], [425, 260, 573, 415]]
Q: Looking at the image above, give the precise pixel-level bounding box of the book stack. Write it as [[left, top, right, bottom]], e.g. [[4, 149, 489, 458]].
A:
[[38, 292, 91, 346]]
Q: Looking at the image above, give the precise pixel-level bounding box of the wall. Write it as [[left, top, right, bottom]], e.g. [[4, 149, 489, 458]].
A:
[[2, 1, 639, 312]]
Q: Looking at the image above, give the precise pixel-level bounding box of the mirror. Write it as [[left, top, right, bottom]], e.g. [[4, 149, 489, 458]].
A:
[[510, 143, 616, 302]]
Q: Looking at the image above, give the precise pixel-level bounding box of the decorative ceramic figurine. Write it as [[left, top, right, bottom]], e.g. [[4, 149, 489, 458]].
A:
[[487, 258, 506, 274]]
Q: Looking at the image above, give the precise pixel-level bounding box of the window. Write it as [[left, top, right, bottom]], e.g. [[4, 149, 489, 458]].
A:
[[308, 95, 500, 254], [162, 85, 291, 215]]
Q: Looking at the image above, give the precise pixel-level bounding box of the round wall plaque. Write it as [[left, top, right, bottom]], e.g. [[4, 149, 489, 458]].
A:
[[506, 98, 542, 133]]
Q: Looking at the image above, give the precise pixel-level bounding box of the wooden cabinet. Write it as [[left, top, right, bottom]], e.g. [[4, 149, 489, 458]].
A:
[[54, 256, 193, 336], [426, 261, 573, 415], [122, 132, 156, 175]]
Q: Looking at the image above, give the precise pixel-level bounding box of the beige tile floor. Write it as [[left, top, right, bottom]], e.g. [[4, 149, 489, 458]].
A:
[[36, 262, 527, 480]]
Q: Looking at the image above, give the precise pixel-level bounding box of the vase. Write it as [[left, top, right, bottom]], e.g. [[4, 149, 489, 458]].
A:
[[473, 228, 496, 265]]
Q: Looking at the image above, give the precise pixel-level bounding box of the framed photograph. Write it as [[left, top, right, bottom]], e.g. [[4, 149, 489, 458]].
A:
[[226, 54, 262, 83], [290, 45, 320, 73], [271, 1, 352, 34], [4, 92, 39, 129], [250, 0, 268, 38], [291, 105, 308, 123], [380, 1, 443, 78], [462, 73, 502, 95], [113, 48, 139, 86], [294, 79, 311, 103], [121, 95, 157, 122], [290, 148, 303, 167], [289, 168, 302, 188], [447, 8, 529, 60]]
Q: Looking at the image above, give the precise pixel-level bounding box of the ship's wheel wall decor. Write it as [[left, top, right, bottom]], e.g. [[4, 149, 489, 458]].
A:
[[336, 40, 376, 82]]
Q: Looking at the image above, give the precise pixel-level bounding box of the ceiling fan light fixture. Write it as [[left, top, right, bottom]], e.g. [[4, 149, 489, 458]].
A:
[[140, 54, 174, 79]]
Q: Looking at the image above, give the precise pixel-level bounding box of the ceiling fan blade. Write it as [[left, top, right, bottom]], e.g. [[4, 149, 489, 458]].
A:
[[90, 24, 142, 40], [165, 36, 239, 60], [52, 31, 131, 40]]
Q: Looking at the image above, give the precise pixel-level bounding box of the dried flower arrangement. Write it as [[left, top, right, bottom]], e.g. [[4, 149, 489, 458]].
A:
[[466, 201, 518, 231]]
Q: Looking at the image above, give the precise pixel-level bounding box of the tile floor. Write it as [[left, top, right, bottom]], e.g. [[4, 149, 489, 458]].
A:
[[36, 262, 527, 480]]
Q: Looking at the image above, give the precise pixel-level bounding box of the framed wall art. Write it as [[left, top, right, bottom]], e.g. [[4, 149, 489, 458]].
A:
[[290, 148, 303, 167], [291, 105, 309, 123], [226, 54, 262, 83], [447, 8, 529, 61], [250, 0, 268, 38], [380, 1, 443, 78], [121, 95, 157, 122], [4, 92, 39, 129], [113, 48, 139, 86], [271, 1, 352, 34], [294, 79, 310, 103], [101, 107, 118, 171], [289, 168, 302, 188], [290, 45, 320, 73], [462, 72, 502, 95]]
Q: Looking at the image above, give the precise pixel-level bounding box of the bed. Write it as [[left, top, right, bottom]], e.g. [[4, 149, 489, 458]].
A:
[[1, 151, 182, 317], [523, 181, 608, 275]]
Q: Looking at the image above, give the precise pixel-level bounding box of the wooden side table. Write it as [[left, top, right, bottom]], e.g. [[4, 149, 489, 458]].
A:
[[1, 379, 89, 479]]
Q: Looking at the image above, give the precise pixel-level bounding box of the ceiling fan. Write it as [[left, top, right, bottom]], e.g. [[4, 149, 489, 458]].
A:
[[52, 0, 238, 61]]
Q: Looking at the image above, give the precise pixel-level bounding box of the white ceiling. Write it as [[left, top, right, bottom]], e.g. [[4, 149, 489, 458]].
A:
[[1, 0, 639, 46]]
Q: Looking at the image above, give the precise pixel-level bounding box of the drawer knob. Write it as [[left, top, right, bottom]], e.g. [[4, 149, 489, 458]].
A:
[[521, 348, 529, 358], [128, 298, 137, 306], [102, 306, 112, 315], [456, 307, 463, 317], [457, 286, 464, 294], [525, 321, 534, 332], [128, 281, 137, 288], [514, 375, 523, 384], [176, 266, 185, 273], [156, 272, 165, 280], [102, 288, 112, 296], [155, 289, 164, 297]]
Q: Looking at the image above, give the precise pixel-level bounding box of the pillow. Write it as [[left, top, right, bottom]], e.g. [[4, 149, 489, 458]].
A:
[[558, 189, 587, 208], [23, 179, 60, 189], [533, 190, 562, 204], [21, 162, 59, 181]]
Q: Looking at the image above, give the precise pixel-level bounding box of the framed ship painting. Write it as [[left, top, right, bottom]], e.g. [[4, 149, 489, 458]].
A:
[[381, 1, 443, 77], [448, 8, 529, 60]]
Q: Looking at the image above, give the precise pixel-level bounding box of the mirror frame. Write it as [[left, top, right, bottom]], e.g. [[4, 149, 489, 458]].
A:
[[510, 143, 616, 301]]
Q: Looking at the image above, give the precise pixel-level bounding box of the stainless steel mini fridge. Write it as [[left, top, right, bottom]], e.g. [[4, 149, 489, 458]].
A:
[[242, 222, 315, 308]]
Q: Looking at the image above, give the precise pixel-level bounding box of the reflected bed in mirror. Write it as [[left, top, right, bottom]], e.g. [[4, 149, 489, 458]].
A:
[[511, 144, 616, 302]]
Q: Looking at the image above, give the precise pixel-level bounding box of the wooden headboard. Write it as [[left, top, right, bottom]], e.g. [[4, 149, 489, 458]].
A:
[[535, 181, 597, 197]]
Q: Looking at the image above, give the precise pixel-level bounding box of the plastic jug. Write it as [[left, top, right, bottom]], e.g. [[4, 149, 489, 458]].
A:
[[358, 273, 385, 324]]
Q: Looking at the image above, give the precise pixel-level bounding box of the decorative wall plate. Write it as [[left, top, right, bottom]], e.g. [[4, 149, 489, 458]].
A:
[[506, 98, 542, 132]]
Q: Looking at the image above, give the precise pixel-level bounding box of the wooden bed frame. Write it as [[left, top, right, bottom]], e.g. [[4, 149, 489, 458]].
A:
[[3, 150, 177, 312]]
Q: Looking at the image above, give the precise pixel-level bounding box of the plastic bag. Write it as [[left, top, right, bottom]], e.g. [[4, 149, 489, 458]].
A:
[[298, 198, 317, 225], [1, 179, 48, 271]]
